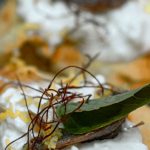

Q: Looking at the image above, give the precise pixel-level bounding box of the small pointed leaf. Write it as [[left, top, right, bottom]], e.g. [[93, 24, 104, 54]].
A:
[[56, 84, 150, 134]]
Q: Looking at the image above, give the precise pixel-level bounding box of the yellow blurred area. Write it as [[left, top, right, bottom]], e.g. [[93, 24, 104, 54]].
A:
[[144, 3, 150, 13]]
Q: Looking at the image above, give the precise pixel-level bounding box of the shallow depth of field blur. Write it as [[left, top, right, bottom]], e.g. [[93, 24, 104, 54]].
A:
[[0, 0, 150, 148]]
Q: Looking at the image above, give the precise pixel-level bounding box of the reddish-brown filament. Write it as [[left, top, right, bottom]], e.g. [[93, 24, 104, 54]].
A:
[[4, 65, 113, 150]]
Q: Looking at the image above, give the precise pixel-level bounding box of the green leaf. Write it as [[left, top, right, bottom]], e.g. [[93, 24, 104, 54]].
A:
[[56, 84, 150, 134]]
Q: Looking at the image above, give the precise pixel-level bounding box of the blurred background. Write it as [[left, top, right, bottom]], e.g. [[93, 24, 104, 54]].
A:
[[0, 0, 150, 148], [0, 0, 150, 88]]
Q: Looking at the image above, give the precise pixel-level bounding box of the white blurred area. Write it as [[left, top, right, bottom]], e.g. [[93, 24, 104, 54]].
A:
[[17, 0, 150, 62]]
